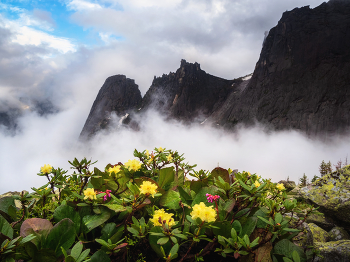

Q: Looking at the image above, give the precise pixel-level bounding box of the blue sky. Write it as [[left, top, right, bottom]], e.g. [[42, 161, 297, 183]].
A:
[[1, 0, 337, 193]]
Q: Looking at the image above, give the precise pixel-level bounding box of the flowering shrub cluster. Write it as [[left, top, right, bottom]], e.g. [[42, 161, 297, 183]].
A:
[[0, 148, 319, 262]]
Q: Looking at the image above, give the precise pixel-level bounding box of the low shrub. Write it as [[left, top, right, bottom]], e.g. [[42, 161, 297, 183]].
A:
[[0, 148, 318, 261]]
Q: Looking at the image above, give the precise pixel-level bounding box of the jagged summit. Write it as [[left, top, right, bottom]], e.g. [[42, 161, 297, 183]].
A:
[[80, 75, 142, 139], [142, 59, 239, 123], [80, 0, 350, 139]]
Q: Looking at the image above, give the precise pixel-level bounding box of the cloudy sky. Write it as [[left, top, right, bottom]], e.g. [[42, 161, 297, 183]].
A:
[[2, 0, 345, 194]]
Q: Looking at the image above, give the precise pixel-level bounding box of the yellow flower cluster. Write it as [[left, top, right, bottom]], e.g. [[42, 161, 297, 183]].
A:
[[158, 147, 164, 152], [139, 181, 158, 197], [190, 202, 216, 223], [124, 159, 142, 171], [108, 165, 121, 175], [254, 181, 261, 188], [276, 183, 285, 190], [83, 188, 96, 200], [41, 164, 52, 174], [167, 154, 173, 162], [150, 209, 175, 227]]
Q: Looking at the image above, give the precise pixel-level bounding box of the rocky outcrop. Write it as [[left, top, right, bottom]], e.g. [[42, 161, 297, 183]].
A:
[[80, 75, 142, 139], [291, 164, 350, 262], [210, 0, 350, 136], [142, 59, 238, 123], [299, 166, 350, 230], [80, 0, 350, 138]]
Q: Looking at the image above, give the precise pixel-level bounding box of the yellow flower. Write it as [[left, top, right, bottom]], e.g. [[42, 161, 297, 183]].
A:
[[254, 181, 261, 188], [83, 188, 96, 200], [191, 202, 216, 223], [124, 159, 142, 172], [276, 183, 285, 190], [150, 209, 175, 227], [108, 165, 121, 175], [167, 154, 173, 162], [247, 172, 251, 176], [139, 181, 158, 197], [145, 150, 150, 158], [158, 147, 164, 152], [41, 164, 52, 174]]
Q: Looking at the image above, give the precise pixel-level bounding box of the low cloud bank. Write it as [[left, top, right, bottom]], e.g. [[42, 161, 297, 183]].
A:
[[1, 108, 349, 194]]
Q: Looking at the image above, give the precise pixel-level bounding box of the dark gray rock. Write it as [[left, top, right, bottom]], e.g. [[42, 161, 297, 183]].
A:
[[210, 0, 350, 137], [142, 59, 238, 123], [328, 227, 350, 241], [80, 75, 142, 139]]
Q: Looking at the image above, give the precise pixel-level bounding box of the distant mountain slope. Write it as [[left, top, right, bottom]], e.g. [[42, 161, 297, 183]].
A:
[[210, 0, 350, 136], [80, 0, 350, 139]]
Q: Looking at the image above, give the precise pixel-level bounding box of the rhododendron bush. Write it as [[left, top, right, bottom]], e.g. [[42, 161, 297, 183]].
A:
[[0, 148, 318, 262]]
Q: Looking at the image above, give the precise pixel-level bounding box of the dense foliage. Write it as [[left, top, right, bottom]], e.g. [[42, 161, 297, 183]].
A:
[[0, 148, 319, 261]]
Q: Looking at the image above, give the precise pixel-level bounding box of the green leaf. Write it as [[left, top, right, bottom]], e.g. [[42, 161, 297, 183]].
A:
[[89, 250, 111, 262], [254, 208, 269, 228], [157, 237, 170, 245], [232, 220, 242, 235], [101, 223, 117, 241], [212, 221, 232, 239], [158, 167, 175, 190], [70, 241, 83, 260], [243, 234, 250, 246], [178, 186, 192, 204], [223, 199, 236, 213], [257, 216, 274, 226], [127, 227, 139, 236], [76, 249, 90, 262], [0, 215, 13, 239], [235, 208, 251, 218], [44, 218, 75, 257], [238, 179, 251, 192], [159, 190, 181, 210], [211, 167, 230, 184], [292, 250, 301, 262], [64, 256, 76, 262], [231, 228, 237, 242], [53, 204, 81, 235], [283, 258, 293, 262], [169, 243, 179, 259], [190, 179, 209, 194], [82, 207, 111, 233], [273, 239, 306, 262], [275, 213, 283, 224], [240, 217, 257, 238], [0, 197, 16, 219], [102, 203, 126, 213]]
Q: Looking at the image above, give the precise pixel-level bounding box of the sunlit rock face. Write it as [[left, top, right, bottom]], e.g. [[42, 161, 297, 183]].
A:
[[80, 75, 142, 139], [213, 0, 350, 136]]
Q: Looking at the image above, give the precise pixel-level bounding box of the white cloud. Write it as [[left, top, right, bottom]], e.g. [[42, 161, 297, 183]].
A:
[[67, 0, 103, 11], [1, 109, 349, 194], [12, 25, 76, 53]]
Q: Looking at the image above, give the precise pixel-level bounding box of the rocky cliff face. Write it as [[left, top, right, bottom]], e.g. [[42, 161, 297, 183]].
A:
[[210, 0, 350, 136], [80, 0, 350, 138], [80, 75, 142, 139], [142, 59, 239, 123]]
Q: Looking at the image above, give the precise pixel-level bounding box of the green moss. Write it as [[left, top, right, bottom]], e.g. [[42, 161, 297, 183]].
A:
[[308, 223, 329, 243]]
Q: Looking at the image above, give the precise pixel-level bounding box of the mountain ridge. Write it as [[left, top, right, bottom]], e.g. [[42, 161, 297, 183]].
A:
[[80, 0, 350, 139]]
